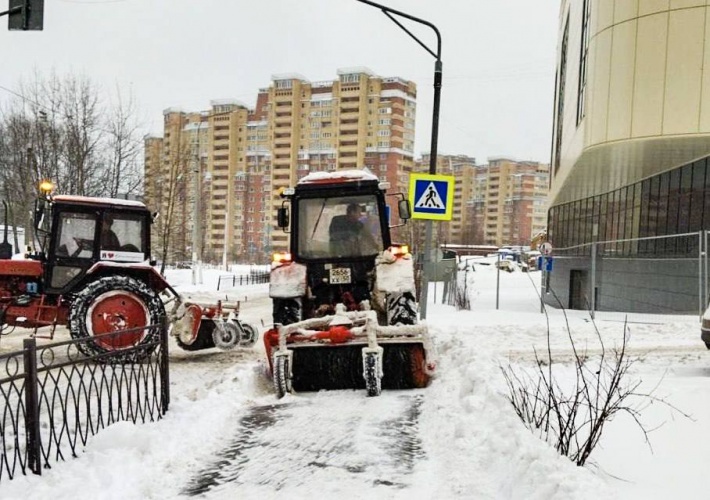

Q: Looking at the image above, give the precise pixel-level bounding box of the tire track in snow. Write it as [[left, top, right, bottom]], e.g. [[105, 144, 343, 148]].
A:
[[182, 393, 426, 496]]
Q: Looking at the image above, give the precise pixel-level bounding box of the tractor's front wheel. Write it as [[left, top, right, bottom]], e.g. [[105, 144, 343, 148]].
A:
[[273, 298, 301, 326], [387, 292, 418, 326], [273, 352, 292, 398], [69, 275, 165, 360]]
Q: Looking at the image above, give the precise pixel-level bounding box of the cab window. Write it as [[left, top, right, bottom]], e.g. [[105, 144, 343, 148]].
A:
[[55, 212, 97, 259]]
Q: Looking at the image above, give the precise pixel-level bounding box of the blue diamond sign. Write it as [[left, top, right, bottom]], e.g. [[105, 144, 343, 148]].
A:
[[409, 173, 455, 221]]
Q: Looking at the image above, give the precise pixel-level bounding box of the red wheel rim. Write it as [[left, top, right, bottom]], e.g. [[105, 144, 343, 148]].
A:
[[86, 290, 149, 350]]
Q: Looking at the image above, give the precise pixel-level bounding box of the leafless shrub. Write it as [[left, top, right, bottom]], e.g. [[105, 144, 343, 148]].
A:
[[501, 287, 690, 466], [452, 261, 472, 310]]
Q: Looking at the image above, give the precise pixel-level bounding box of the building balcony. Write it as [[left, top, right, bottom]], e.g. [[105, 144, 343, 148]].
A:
[[339, 110, 360, 119], [339, 123, 360, 132]]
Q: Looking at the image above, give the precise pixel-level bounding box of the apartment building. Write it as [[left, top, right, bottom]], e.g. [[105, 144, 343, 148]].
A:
[[144, 68, 417, 263], [469, 158, 549, 247], [549, 0, 710, 313], [145, 109, 204, 264]]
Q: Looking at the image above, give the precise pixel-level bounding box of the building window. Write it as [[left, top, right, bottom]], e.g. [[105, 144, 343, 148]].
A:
[[340, 73, 360, 84], [553, 15, 570, 177], [577, 0, 591, 125]]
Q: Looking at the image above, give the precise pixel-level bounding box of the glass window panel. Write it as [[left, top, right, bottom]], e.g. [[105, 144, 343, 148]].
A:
[[608, 189, 619, 253], [657, 172, 670, 253], [678, 164, 693, 234], [666, 169, 681, 253], [639, 179, 651, 252], [598, 193, 608, 250], [570, 201, 579, 250], [592, 194, 601, 241], [703, 159, 710, 231], [690, 160, 705, 232]]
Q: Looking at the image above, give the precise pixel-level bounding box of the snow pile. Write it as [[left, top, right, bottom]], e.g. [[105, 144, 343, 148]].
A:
[[1, 265, 708, 499]]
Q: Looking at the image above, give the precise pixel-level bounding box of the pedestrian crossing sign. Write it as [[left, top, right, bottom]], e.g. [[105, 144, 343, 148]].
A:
[[408, 173, 455, 221]]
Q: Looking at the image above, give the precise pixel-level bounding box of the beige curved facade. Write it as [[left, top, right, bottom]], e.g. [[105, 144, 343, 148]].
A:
[[552, 0, 710, 206]]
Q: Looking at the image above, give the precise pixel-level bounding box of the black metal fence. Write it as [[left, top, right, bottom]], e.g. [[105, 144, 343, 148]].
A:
[[0, 322, 169, 482], [217, 270, 270, 290]]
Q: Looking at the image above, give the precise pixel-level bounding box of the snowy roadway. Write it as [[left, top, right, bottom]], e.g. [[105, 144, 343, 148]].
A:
[[1, 264, 709, 499]]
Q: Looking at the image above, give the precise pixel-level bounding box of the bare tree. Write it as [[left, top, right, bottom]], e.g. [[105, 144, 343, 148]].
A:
[[0, 71, 145, 246], [154, 136, 190, 275], [60, 74, 103, 196], [102, 85, 143, 198]]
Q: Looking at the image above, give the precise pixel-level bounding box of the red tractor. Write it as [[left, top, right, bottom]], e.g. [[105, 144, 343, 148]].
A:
[[263, 170, 436, 397], [0, 184, 256, 358]]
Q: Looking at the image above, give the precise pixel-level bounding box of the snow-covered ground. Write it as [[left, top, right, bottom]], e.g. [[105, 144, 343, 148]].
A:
[[1, 260, 708, 499]]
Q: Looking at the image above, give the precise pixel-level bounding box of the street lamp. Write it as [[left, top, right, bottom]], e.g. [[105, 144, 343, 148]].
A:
[[355, 0, 442, 319]]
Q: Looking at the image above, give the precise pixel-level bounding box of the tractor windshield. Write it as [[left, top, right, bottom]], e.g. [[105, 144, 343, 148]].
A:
[[297, 194, 383, 259]]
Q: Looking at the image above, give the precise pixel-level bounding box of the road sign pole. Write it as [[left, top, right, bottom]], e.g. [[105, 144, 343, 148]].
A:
[[496, 252, 500, 310]]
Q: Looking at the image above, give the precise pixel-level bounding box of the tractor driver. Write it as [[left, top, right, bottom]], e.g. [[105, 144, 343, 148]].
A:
[[100, 215, 121, 250], [345, 203, 378, 255]]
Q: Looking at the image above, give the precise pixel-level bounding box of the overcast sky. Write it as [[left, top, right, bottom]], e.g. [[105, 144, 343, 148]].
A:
[[0, 0, 560, 164]]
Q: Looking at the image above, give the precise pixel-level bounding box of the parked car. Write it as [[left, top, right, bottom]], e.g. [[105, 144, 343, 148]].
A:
[[701, 306, 710, 349], [495, 258, 516, 272]]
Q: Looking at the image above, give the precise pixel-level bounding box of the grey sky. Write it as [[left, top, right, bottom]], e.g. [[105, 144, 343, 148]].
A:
[[1, 0, 559, 163]]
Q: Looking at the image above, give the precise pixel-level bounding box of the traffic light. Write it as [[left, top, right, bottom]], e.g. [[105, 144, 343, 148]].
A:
[[8, 0, 44, 31]]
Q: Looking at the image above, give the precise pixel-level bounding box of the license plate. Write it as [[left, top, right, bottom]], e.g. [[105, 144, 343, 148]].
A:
[[329, 267, 351, 284]]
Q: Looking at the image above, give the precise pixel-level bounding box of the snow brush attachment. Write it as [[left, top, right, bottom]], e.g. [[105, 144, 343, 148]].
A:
[[263, 311, 435, 398], [170, 300, 258, 351]]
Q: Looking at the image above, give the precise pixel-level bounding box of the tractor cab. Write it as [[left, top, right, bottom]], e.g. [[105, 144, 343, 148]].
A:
[[35, 194, 153, 294]]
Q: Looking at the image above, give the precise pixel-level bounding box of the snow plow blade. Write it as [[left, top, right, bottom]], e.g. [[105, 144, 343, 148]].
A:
[[264, 310, 435, 397]]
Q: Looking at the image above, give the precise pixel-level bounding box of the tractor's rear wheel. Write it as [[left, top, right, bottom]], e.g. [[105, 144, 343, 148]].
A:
[[69, 275, 165, 360]]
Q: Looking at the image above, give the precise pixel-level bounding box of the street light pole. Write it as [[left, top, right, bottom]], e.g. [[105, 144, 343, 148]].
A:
[[355, 0, 443, 319]]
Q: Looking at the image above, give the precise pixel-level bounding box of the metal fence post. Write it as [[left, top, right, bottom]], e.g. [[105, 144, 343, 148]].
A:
[[705, 230, 709, 313], [496, 252, 500, 310], [591, 242, 596, 320], [159, 318, 170, 414], [23, 338, 42, 475], [700, 231, 705, 321]]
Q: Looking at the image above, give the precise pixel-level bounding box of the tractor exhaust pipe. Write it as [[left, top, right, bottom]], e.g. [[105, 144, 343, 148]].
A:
[[0, 201, 12, 259]]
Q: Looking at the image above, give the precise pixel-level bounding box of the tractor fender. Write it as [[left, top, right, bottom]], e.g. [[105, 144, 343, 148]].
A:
[[374, 250, 416, 294], [269, 261, 307, 298], [84, 262, 177, 296]]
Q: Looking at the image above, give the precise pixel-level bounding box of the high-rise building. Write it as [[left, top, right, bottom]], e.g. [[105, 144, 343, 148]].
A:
[[468, 158, 549, 247], [144, 68, 417, 263], [549, 1, 710, 313]]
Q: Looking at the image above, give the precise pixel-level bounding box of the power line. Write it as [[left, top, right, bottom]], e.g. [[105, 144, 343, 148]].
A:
[[0, 83, 47, 111]]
